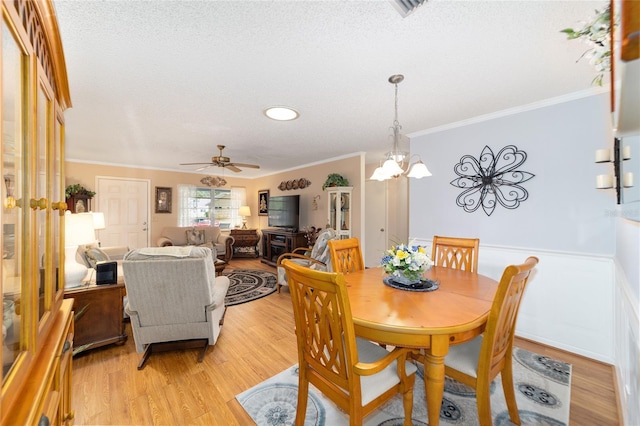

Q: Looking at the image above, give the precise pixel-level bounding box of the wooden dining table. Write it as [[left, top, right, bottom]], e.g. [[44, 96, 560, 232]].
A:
[[343, 266, 499, 426]]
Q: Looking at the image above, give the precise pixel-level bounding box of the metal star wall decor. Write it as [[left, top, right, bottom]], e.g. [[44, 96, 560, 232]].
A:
[[450, 145, 534, 216]]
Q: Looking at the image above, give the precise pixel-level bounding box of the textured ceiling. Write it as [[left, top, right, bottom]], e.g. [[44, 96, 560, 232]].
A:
[[54, 0, 606, 179]]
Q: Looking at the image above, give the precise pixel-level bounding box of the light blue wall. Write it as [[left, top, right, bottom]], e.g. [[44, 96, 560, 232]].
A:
[[408, 93, 615, 255]]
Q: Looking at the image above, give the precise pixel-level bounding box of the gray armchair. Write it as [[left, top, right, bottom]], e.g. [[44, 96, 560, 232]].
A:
[[122, 246, 230, 369]]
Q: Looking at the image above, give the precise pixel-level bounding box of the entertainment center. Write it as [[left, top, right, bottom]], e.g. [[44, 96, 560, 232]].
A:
[[260, 194, 307, 266], [260, 229, 308, 267]]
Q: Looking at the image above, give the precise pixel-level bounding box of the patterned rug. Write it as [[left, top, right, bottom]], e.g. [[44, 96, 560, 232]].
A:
[[223, 269, 277, 306], [236, 347, 571, 425]]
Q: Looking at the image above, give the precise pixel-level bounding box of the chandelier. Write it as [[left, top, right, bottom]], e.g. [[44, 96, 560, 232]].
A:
[[369, 74, 432, 181]]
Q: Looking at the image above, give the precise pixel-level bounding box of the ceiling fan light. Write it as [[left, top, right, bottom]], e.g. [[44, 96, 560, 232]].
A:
[[264, 106, 299, 121], [407, 160, 432, 178]]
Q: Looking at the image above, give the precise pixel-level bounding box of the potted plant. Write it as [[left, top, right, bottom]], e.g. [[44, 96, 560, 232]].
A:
[[322, 173, 349, 190], [65, 184, 96, 199], [65, 184, 96, 213]]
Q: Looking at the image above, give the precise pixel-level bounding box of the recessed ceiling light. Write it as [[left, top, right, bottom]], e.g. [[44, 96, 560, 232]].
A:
[[264, 106, 299, 121]]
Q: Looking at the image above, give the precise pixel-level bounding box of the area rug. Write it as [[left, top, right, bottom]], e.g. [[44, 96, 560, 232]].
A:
[[236, 347, 571, 425], [223, 269, 277, 306]]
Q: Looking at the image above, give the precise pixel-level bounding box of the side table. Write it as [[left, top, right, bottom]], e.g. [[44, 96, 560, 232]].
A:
[[230, 228, 260, 258], [64, 278, 127, 354]]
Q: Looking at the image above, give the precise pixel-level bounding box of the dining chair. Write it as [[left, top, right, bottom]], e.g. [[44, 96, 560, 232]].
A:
[[282, 259, 416, 426], [328, 237, 364, 274], [431, 235, 480, 273], [443, 256, 539, 426]]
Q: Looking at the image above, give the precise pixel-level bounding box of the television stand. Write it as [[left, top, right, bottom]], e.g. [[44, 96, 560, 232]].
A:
[[261, 228, 307, 267]]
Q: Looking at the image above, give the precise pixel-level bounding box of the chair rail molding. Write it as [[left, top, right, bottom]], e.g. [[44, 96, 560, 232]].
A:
[[415, 238, 615, 363]]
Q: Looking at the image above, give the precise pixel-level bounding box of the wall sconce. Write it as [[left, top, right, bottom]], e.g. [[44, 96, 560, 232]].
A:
[[312, 195, 320, 211], [596, 138, 633, 204]]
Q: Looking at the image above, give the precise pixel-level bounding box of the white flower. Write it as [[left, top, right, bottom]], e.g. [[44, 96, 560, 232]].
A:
[[381, 240, 433, 282]]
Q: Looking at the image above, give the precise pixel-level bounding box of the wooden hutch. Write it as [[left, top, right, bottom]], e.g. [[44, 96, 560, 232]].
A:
[[1, 0, 74, 424]]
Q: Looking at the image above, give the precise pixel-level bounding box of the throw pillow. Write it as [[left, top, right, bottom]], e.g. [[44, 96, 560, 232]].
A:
[[186, 229, 205, 245], [84, 247, 109, 269]]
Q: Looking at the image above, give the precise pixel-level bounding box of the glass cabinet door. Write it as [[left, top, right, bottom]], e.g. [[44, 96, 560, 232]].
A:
[[329, 192, 338, 230], [36, 78, 50, 322], [327, 187, 352, 239], [2, 20, 26, 380], [53, 110, 64, 293]]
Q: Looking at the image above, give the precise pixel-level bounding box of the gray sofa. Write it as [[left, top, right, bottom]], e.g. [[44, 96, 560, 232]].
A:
[[76, 244, 130, 280], [156, 226, 234, 262], [122, 246, 230, 368]]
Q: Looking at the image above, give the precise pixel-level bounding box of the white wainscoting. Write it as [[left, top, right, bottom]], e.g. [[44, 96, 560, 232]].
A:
[[416, 239, 615, 363], [614, 260, 639, 426]]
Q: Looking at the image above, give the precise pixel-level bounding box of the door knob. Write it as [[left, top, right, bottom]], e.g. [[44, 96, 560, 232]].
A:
[[380, 228, 385, 232]]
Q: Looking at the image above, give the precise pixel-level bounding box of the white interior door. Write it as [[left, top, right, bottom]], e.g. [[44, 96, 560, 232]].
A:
[[364, 179, 388, 267], [95, 177, 150, 249]]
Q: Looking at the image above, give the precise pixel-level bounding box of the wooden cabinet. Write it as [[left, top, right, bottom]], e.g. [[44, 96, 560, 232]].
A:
[[261, 229, 307, 266], [230, 229, 260, 258], [64, 281, 127, 353], [1, 1, 73, 424], [65, 195, 92, 213], [327, 186, 353, 239]]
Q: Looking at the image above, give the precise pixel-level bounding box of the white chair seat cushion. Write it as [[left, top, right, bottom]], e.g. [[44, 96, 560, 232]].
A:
[[355, 337, 418, 406], [444, 335, 483, 378]]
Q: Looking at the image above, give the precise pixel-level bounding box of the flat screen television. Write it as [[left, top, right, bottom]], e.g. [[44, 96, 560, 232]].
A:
[[268, 195, 300, 231]]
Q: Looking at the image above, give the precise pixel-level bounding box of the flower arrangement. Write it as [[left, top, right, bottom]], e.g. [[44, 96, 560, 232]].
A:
[[381, 241, 433, 282], [561, 4, 615, 86]]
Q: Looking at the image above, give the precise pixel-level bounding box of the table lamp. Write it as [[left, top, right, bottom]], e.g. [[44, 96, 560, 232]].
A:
[[64, 212, 96, 288], [91, 211, 106, 246], [239, 205, 251, 229]]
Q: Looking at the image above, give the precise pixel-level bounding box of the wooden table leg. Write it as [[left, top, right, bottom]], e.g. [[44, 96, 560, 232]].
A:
[[424, 335, 450, 426]]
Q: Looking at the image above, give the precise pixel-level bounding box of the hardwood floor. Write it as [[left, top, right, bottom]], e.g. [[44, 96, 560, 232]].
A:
[[71, 259, 621, 425]]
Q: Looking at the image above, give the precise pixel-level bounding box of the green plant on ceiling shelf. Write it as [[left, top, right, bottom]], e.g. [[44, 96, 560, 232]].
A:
[[561, 4, 617, 86], [322, 173, 349, 190], [65, 184, 96, 199]]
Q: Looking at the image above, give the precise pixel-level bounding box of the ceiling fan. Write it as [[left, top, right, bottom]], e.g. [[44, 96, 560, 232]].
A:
[[180, 145, 260, 173]]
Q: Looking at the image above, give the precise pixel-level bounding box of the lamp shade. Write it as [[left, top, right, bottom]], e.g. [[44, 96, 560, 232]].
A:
[[407, 160, 432, 179], [369, 166, 388, 181], [64, 212, 96, 288], [381, 158, 404, 177], [65, 212, 96, 248], [91, 212, 106, 230], [239, 205, 251, 217]]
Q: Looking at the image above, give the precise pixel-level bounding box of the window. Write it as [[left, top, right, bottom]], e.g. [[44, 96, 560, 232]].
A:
[[177, 185, 246, 228]]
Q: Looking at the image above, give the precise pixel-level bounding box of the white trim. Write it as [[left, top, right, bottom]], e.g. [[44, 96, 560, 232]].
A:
[[408, 87, 610, 138], [414, 238, 616, 363], [68, 152, 366, 180]]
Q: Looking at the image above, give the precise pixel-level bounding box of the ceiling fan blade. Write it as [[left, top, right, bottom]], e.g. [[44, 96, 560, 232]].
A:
[[224, 165, 242, 173], [229, 162, 260, 169], [179, 162, 213, 166], [195, 165, 214, 172]]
